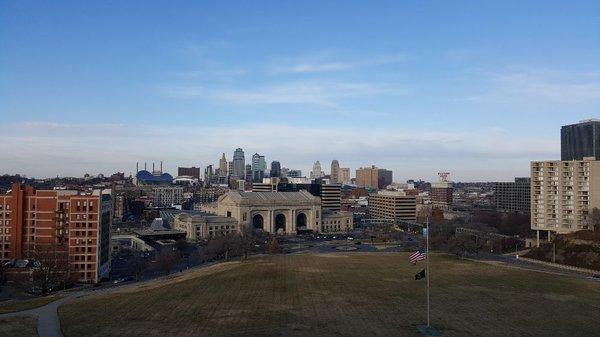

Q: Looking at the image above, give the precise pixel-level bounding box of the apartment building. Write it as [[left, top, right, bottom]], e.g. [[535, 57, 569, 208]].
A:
[[356, 166, 393, 189], [0, 183, 111, 283], [368, 191, 416, 221], [531, 158, 600, 241]]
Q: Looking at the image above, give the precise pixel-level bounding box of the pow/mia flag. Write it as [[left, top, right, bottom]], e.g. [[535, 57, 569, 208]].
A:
[[414, 269, 426, 280]]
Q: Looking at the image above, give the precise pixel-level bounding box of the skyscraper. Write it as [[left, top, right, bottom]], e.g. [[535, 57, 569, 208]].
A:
[[270, 161, 281, 177], [245, 164, 253, 182], [561, 119, 600, 161], [219, 153, 228, 175], [330, 160, 340, 183], [310, 161, 324, 179], [251, 153, 266, 182], [233, 148, 245, 179]]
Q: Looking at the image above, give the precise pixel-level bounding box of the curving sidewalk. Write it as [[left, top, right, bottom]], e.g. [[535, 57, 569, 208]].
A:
[[0, 292, 84, 337]]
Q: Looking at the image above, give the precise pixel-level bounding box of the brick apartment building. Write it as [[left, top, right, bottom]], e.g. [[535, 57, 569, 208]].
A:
[[0, 183, 112, 283]]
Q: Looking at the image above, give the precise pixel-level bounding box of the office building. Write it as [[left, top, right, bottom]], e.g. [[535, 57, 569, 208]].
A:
[[320, 184, 342, 212], [232, 148, 245, 179], [219, 153, 228, 175], [531, 159, 600, 240], [286, 169, 302, 178], [330, 160, 340, 183], [204, 165, 214, 187], [173, 212, 238, 241], [245, 164, 253, 183], [310, 161, 325, 179], [355, 166, 393, 189], [270, 161, 281, 178], [339, 168, 351, 184], [430, 181, 453, 209], [561, 119, 600, 161], [0, 183, 111, 283], [228, 161, 234, 178], [321, 211, 354, 233], [368, 190, 416, 221], [495, 178, 531, 213], [152, 186, 184, 207], [251, 153, 267, 182], [178, 167, 200, 179]]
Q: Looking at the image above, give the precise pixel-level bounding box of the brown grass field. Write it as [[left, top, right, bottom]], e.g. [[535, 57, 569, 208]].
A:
[[59, 253, 600, 337], [0, 295, 62, 314], [0, 315, 37, 337]]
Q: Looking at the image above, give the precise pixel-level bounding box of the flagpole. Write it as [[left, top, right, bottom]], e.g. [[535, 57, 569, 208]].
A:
[[426, 216, 430, 328]]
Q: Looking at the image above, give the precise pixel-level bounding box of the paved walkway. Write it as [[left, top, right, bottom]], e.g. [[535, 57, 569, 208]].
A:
[[0, 292, 84, 337]]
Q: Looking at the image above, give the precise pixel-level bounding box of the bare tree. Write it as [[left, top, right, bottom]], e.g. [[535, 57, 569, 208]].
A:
[[239, 226, 257, 260], [26, 243, 71, 295], [590, 207, 600, 231], [155, 249, 179, 275], [128, 255, 149, 281]]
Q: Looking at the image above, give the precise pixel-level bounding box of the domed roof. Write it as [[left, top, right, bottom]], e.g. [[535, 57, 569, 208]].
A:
[[136, 170, 173, 183]]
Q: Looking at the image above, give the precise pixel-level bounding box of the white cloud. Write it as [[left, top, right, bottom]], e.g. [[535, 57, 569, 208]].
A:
[[161, 81, 400, 106], [268, 52, 408, 74], [475, 69, 600, 104], [0, 122, 557, 182]]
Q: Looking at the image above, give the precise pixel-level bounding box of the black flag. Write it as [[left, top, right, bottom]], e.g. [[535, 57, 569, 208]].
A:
[[415, 269, 426, 280]]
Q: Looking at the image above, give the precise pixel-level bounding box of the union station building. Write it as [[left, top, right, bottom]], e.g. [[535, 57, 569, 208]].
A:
[[209, 191, 323, 234]]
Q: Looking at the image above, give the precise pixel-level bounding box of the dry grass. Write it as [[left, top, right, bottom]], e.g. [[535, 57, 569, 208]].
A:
[[0, 295, 62, 314], [0, 315, 37, 337], [59, 253, 600, 337]]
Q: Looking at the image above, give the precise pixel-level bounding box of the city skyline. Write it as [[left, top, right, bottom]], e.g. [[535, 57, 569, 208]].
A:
[[2, 2, 600, 181]]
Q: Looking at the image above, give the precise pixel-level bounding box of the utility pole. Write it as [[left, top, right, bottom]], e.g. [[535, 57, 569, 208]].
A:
[[552, 241, 556, 264], [426, 217, 430, 328]]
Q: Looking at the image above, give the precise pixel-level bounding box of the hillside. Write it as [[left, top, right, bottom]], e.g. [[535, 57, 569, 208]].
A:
[[59, 253, 600, 337]]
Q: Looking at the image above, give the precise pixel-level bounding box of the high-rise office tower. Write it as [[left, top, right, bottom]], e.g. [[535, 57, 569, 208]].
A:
[[561, 119, 600, 161], [270, 161, 281, 177], [310, 161, 324, 179], [228, 161, 234, 178], [233, 148, 245, 179], [204, 165, 214, 187], [330, 160, 340, 183], [251, 153, 266, 182], [219, 153, 228, 175], [245, 164, 253, 182]]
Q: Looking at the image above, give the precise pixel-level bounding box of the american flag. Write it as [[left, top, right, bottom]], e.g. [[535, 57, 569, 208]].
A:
[[409, 251, 426, 264]]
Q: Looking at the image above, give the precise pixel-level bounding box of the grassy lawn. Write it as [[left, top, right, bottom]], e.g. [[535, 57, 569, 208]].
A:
[[0, 295, 62, 314], [0, 315, 38, 337], [59, 253, 600, 337]]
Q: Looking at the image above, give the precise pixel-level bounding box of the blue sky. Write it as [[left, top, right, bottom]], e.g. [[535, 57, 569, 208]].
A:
[[1, 1, 599, 181]]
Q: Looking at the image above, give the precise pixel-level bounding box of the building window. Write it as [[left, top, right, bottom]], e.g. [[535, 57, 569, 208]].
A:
[[227, 211, 231, 217]]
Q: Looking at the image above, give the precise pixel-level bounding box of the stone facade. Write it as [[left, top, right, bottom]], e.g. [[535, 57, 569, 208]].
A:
[[213, 191, 321, 234]]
